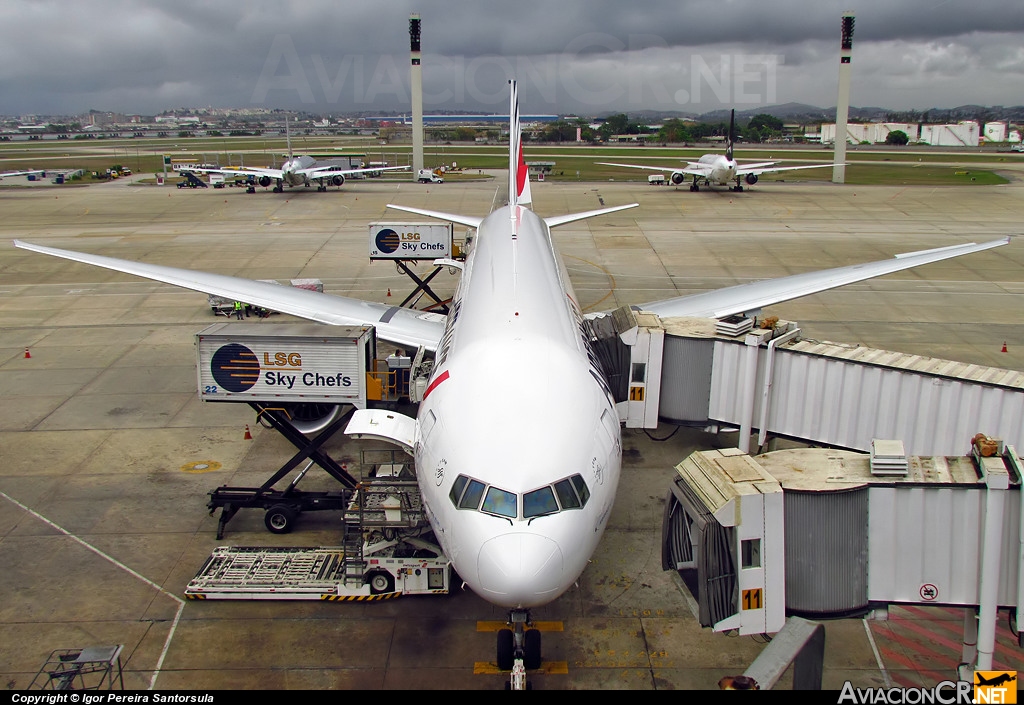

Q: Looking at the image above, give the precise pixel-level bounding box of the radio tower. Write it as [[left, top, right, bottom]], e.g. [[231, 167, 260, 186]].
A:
[[833, 12, 855, 183], [410, 14, 424, 178]]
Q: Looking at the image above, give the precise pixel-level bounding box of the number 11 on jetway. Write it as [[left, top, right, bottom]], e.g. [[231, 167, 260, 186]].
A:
[[742, 588, 763, 611]]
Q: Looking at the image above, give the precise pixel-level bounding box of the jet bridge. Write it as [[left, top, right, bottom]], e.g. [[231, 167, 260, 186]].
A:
[[662, 437, 1024, 673], [588, 308, 1024, 456]]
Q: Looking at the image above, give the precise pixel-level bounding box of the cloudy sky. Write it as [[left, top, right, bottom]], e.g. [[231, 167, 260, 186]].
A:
[[2, 0, 1023, 117]]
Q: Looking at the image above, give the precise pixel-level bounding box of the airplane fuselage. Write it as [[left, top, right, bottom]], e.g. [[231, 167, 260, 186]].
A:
[[696, 153, 739, 186], [281, 155, 317, 186], [413, 205, 621, 609]]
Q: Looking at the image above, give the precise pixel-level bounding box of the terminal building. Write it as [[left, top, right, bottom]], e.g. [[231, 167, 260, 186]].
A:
[[819, 121, 991, 147]]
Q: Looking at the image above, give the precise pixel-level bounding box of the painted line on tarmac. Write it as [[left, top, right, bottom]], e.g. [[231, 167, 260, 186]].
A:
[[863, 617, 891, 688], [0, 489, 184, 691]]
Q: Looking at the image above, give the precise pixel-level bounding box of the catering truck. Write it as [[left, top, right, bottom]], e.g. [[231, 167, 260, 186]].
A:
[[195, 322, 374, 408]]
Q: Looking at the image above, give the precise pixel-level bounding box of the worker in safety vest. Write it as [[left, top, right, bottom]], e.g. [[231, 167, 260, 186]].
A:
[[234, 301, 244, 320]]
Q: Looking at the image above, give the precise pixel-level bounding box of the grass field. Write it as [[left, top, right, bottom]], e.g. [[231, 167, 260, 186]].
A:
[[1, 134, 1019, 187]]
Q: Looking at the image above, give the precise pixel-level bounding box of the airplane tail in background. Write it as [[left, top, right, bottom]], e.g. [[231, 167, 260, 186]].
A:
[[285, 115, 294, 160], [387, 80, 635, 231], [508, 80, 532, 208], [726, 109, 735, 162]]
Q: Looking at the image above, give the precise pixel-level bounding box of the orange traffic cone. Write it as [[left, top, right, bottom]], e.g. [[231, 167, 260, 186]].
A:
[[244, 424, 252, 440], [1002, 342, 1008, 353], [387, 288, 391, 297], [24, 347, 31, 358]]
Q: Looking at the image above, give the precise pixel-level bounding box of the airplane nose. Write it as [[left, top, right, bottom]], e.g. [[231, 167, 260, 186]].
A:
[[477, 533, 564, 605]]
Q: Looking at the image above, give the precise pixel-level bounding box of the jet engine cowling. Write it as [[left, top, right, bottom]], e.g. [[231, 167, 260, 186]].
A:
[[331, 174, 345, 187], [670, 172, 686, 185], [276, 402, 345, 435], [258, 175, 272, 188], [745, 173, 759, 185]]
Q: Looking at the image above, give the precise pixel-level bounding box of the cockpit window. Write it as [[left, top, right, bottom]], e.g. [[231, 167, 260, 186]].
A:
[[571, 474, 591, 506], [523, 486, 559, 518], [553, 479, 581, 509], [448, 473, 591, 519], [459, 479, 486, 509], [449, 475, 468, 506], [482, 486, 517, 518]]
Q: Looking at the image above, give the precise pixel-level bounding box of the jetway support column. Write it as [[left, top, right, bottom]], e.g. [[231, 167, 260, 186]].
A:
[[757, 325, 801, 450], [976, 456, 1009, 671], [959, 609, 979, 681], [1014, 446, 1024, 648], [738, 330, 771, 454]]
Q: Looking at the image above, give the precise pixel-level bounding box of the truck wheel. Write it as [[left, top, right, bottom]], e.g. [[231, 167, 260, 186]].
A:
[[497, 629, 514, 671], [368, 572, 394, 595], [264, 504, 297, 534]]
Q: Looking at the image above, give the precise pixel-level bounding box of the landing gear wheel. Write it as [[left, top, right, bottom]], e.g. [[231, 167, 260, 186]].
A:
[[264, 504, 297, 534], [524, 628, 542, 670], [497, 628, 514, 671], [368, 572, 395, 595]]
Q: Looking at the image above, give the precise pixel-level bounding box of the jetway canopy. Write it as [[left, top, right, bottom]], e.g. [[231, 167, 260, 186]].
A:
[[650, 315, 1024, 457]]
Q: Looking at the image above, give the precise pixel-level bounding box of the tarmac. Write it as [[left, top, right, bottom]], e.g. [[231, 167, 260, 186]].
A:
[[1, 172, 1024, 691]]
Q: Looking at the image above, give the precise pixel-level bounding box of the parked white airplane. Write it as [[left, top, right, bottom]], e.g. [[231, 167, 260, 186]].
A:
[[599, 110, 837, 192], [193, 117, 408, 193], [12, 82, 1010, 680], [0, 169, 44, 180]]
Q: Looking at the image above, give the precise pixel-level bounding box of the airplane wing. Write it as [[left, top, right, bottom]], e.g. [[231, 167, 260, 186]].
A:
[[597, 162, 712, 177], [735, 162, 837, 177], [11, 240, 446, 351], [190, 166, 285, 179], [636, 238, 1011, 320], [301, 165, 410, 179]]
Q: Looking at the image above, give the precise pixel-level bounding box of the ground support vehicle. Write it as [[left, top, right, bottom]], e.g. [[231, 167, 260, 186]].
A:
[[188, 460, 450, 600]]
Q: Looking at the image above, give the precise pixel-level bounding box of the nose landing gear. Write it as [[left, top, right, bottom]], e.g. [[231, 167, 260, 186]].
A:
[[498, 609, 540, 690]]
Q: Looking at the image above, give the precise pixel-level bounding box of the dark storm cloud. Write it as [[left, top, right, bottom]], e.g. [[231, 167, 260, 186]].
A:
[[1, 0, 1022, 115]]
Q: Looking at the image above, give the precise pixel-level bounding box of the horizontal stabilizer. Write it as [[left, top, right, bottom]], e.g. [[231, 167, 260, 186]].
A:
[[545, 203, 639, 228], [386, 204, 483, 229]]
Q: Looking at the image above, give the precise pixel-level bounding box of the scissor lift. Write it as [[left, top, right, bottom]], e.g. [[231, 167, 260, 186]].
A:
[[206, 402, 360, 538]]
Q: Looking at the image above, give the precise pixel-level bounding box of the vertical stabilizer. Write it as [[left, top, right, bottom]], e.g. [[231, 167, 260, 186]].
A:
[[508, 80, 532, 208], [285, 115, 294, 161], [726, 109, 735, 162]]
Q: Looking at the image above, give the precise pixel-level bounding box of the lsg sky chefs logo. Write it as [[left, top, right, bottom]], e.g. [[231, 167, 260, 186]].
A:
[[210, 343, 352, 392], [837, 671, 1016, 704]]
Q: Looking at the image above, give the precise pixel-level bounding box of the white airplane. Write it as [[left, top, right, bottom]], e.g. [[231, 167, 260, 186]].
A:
[[0, 169, 44, 181], [599, 109, 837, 192], [11, 82, 1010, 681], [192, 117, 408, 193]]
